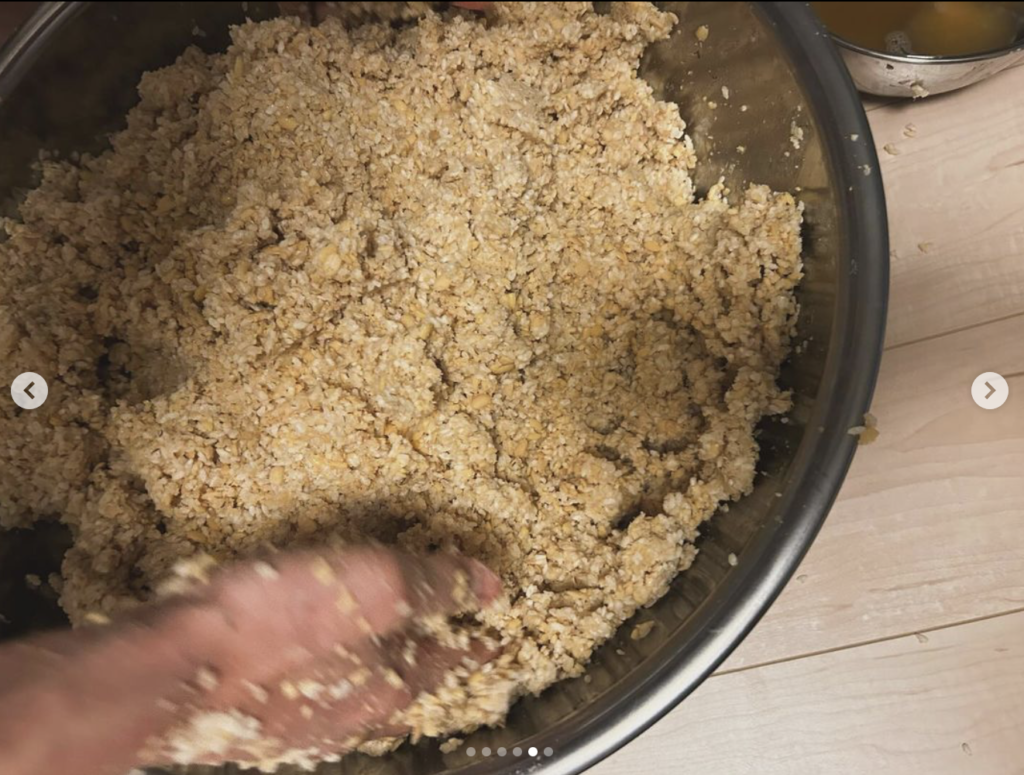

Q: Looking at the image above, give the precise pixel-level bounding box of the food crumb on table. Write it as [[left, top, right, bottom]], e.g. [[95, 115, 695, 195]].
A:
[[848, 412, 880, 445]]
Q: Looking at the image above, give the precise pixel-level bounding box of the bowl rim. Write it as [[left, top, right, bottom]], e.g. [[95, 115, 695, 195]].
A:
[[828, 30, 1024, 65], [0, 3, 889, 775]]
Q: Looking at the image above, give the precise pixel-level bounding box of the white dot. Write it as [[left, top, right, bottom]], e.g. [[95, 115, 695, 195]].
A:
[[513, 747, 523, 756], [544, 747, 554, 757], [497, 747, 507, 756], [482, 747, 491, 757], [529, 746, 539, 757], [466, 747, 475, 757]]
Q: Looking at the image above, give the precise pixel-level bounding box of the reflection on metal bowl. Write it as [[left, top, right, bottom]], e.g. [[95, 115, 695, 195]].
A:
[[831, 35, 1024, 98]]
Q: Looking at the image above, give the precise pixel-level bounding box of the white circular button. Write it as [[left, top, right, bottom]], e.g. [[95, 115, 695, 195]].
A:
[[11, 372, 48, 410], [972, 372, 1008, 410]]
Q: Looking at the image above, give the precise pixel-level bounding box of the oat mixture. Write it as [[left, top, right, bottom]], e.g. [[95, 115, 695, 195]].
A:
[[0, 1, 802, 765]]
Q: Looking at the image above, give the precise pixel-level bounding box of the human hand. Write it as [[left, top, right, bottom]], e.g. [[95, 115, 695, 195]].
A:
[[0, 547, 502, 775]]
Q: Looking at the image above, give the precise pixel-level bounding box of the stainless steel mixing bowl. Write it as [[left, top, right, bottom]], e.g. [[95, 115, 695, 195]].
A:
[[0, 3, 888, 774]]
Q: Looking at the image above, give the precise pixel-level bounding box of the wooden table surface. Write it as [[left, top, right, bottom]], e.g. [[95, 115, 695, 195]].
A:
[[593, 65, 1024, 775]]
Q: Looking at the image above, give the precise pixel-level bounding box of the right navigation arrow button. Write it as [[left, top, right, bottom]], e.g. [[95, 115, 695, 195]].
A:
[[972, 372, 1008, 410]]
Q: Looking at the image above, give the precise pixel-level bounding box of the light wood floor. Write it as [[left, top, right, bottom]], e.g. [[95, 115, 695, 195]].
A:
[[594, 65, 1024, 775]]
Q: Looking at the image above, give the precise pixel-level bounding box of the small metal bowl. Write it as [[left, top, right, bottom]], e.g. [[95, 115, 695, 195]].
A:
[[831, 34, 1024, 98]]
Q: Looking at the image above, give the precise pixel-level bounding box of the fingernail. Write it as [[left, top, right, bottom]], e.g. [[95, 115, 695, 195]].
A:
[[467, 559, 502, 604]]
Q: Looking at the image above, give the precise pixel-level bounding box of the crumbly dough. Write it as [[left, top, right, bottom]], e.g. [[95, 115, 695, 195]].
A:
[[0, 1, 802, 766]]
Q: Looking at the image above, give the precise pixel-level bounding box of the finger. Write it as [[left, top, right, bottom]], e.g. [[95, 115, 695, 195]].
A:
[[147, 639, 397, 766], [151, 633, 499, 767], [0, 550, 501, 774], [121, 549, 500, 767], [367, 633, 501, 740], [204, 548, 501, 685], [397, 633, 498, 696]]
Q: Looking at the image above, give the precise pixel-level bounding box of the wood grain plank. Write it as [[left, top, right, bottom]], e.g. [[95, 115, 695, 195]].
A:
[[721, 311, 1024, 671], [862, 95, 900, 113], [868, 64, 1024, 348], [593, 611, 1024, 775]]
